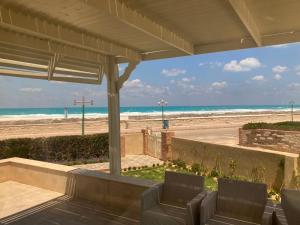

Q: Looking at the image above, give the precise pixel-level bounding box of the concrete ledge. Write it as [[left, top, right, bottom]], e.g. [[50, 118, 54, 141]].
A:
[[72, 169, 155, 219], [0, 157, 156, 219]]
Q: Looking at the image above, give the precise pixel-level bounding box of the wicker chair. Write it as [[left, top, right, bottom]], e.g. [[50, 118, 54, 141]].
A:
[[200, 178, 274, 225], [275, 189, 300, 225], [141, 171, 206, 225]]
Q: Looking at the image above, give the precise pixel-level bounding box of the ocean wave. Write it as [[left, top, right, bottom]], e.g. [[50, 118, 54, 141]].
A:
[[0, 107, 300, 119]]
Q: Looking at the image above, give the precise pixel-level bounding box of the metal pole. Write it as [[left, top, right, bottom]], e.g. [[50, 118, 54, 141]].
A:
[[161, 105, 164, 128], [289, 101, 295, 122], [82, 102, 85, 135], [292, 103, 294, 122], [73, 97, 93, 136]]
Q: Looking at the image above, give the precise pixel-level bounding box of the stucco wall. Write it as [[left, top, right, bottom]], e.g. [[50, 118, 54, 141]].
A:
[[122, 133, 143, 155], [171, 137, 298, 189], [239, 128, 300, 154]]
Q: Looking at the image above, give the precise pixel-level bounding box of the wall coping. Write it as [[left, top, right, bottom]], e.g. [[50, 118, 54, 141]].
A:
[[0, 157, 76, 172], [71, 168, 156, 188], [0, 157, 156, 188], [172, 137, 299, 158]]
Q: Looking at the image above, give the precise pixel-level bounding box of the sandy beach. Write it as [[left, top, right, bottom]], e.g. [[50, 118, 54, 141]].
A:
[[0, 111, 299, 141]]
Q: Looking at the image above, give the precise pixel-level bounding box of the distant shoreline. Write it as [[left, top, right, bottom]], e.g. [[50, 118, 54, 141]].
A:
[[0, 110, 298, 125]]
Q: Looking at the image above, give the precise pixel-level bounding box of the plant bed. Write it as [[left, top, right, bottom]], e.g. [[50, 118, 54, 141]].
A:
[[243, 121, 300, 131], [122, 159, 280, 201]]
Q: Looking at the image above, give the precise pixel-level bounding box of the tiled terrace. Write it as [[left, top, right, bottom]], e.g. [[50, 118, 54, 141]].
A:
[[0, 183, 138, 225], [0, 158, 155, 225]]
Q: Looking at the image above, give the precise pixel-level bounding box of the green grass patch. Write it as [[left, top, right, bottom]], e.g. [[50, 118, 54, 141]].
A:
[[122, 166, 218, 191], [243, 121, 300, 131]]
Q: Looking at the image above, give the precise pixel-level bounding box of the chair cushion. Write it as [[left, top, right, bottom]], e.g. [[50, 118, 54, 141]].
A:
[[142, 203, 186, 225], [207, 214, 260, 225], [217, 178, 267, 223], [281, 189, 300, 225], [162, 171, 204, 207]]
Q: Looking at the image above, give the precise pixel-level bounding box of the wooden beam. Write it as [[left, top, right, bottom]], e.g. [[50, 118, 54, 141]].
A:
[[117, 61, 140, 90], [86, 0, 194, 55], [0, 6, 140, 61], [228, 0, 262, 47]]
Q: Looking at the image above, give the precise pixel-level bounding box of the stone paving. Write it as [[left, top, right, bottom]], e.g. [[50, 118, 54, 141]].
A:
[[74, 154, 163, 172]]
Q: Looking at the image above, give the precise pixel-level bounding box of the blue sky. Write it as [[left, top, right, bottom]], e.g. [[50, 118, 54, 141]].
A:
[[1, 43, 300, 108]]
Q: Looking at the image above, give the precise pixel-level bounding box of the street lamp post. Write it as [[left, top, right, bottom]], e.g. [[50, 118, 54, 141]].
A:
[[289, 100, 295, 122], [158, 99, 168, 129], [74, 97, 94, 135]]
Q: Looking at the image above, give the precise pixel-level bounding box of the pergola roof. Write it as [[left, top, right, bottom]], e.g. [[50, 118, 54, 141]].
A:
[[0, 0, 299, 66], [1, 0, 300, 175]]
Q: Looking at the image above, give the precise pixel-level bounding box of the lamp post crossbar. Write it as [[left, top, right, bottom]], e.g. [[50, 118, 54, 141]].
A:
[[74, 97, 93, 135]]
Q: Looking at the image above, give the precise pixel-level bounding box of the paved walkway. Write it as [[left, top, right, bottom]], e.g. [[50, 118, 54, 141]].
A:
[[74, 155, 163, 172]]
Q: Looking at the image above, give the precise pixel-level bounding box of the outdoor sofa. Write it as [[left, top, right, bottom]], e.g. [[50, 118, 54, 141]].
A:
[[141, 171, 206, 225], [274, 189, 300, 225], [200, 178, 274, 225]]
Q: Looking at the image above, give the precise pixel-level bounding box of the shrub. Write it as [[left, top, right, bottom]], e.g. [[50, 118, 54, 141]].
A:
[[210, 157, 222, 178], [0, 133, 109, 162], [191, 163, 200, 174], [172, 159, 186, 169], [229, 159, 237, 178], [243, 121, 300, 131], [250, 166, 266, 183]]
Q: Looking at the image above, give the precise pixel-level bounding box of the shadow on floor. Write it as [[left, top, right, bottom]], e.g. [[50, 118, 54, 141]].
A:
[[0, 195, 139, 225]]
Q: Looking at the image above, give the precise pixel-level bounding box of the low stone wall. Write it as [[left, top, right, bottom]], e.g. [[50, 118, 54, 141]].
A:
[[171, 138, 298, 189], [0, 158, 155, 219], [239, 128, 300, 154]]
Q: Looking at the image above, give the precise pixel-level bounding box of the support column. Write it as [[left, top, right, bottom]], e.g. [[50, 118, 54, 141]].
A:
[[107, 56, 121, 175], [161, 130, 175, 161]]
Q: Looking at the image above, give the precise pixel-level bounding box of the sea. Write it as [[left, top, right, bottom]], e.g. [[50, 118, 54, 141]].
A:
[[0, 105, 299, 119]]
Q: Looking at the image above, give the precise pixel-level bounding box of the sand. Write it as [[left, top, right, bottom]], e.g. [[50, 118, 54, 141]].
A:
[[0, 112, 299, 140]]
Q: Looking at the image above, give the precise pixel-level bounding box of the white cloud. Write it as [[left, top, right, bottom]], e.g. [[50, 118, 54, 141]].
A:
[[161, 68, 186, 77], [199, 62, 223, 68], [123, 79, 144, 88], [270, 44, 289, 48], [294, 65, 300, 75], [181, 77, 195, 82], [252, 75, 265, 81], [289, 83, 300, 89], [123, 79, 168, 97], [19, 88, 42, 92], [223, 57, 261, 72], [272, 65, 288, 73], [273, 74, 282, 80], [211, 81, 227, 89], [118, 65, 125, 73]]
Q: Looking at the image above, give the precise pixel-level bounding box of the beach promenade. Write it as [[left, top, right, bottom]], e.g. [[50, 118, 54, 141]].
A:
[[0, 112, 299, 144]]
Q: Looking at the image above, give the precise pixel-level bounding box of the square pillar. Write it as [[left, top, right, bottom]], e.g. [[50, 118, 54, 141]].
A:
[[161, 130, 175, 161], [142, 128, 150, 155], [107, 56, 121, 175]]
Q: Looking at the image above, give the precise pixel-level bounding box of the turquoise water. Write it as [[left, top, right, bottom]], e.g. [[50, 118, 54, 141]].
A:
[[0, 105, 299, 119]]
